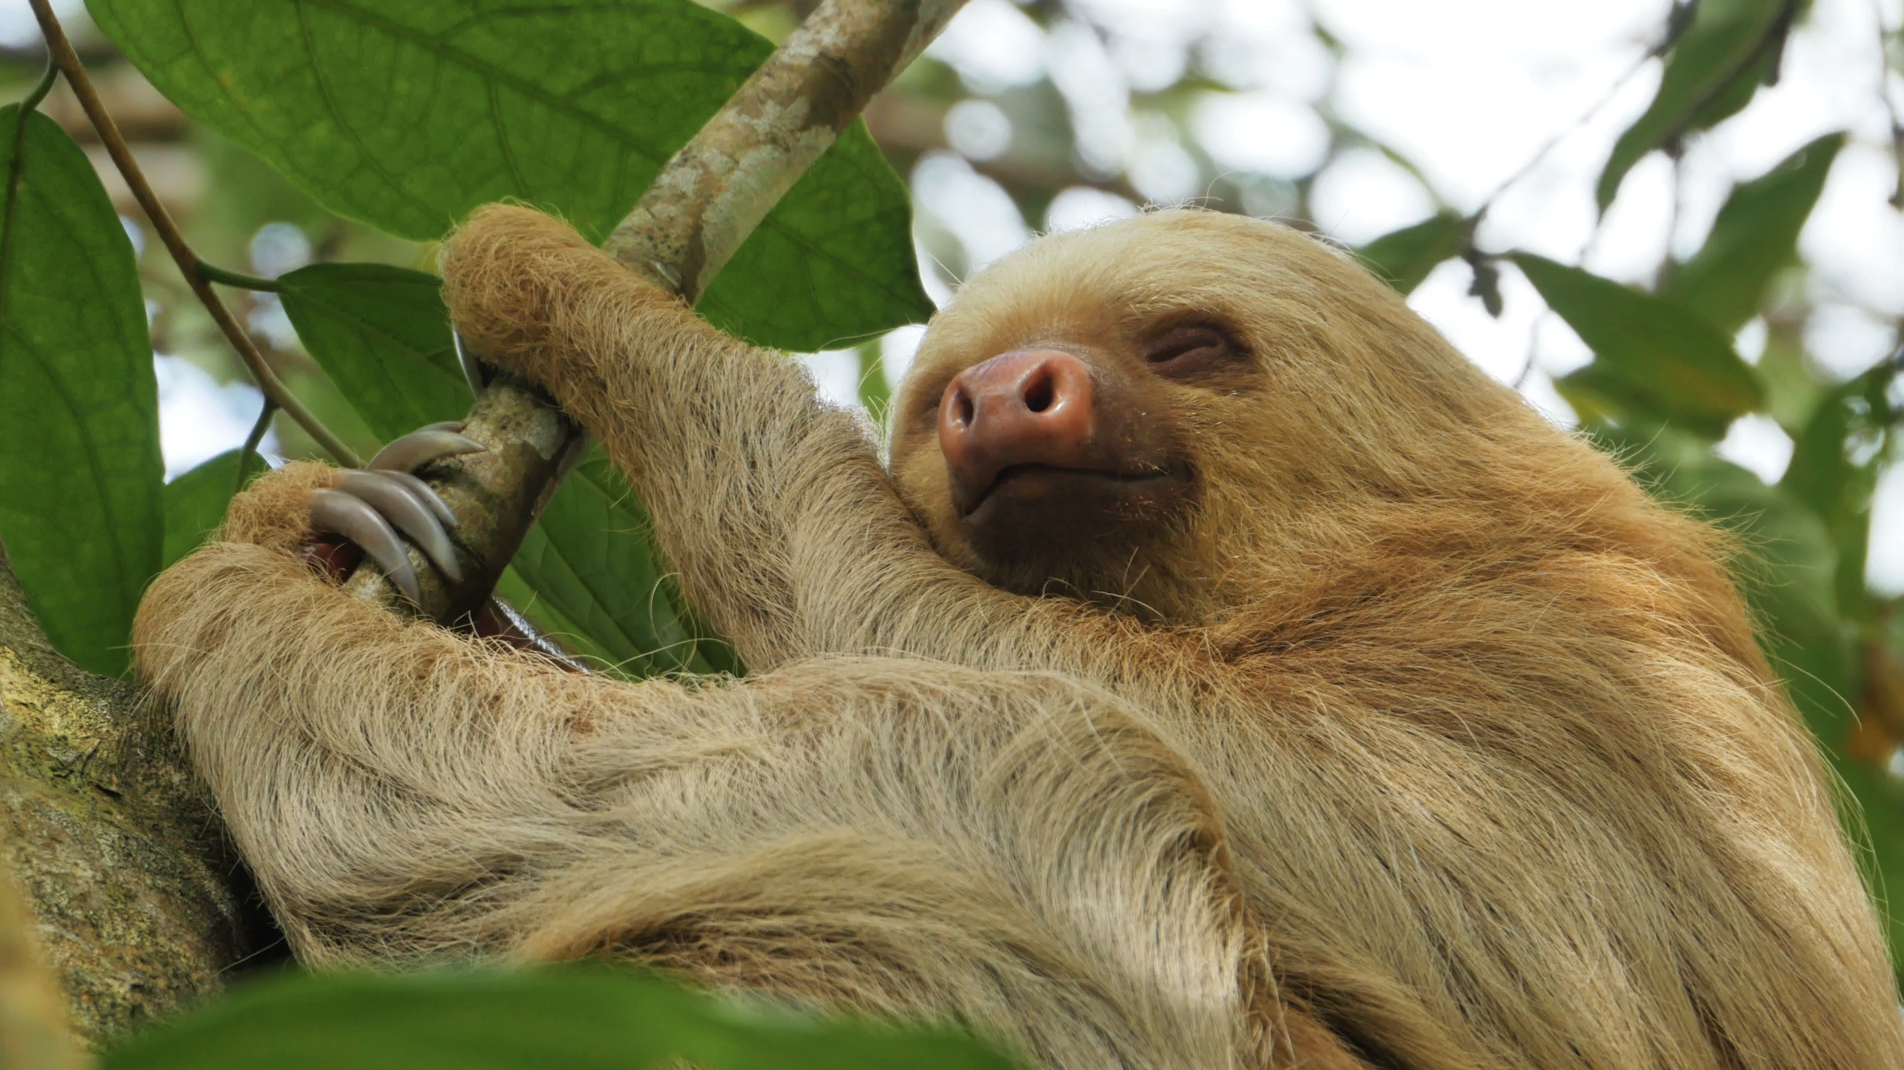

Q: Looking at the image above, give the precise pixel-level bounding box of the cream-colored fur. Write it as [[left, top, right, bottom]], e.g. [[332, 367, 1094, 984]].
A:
[[132, 205, 1903, 1070]]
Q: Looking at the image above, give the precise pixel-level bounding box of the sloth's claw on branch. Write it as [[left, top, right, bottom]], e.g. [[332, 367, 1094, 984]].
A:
[[312, 420, 492, 604], [327, 470, 465, 585], [309, 488, 422, 606], [381, 470, 459, 529], [367, 428, 486, 473], [454, 330, 492, 396]]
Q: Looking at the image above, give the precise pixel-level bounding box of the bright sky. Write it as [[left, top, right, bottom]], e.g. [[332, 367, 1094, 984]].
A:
[[5, 0, 1899, 592]]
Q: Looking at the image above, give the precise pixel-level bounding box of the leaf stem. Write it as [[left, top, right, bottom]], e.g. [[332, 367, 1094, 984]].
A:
[[236, 398, 276, 493], [198, 262, 283, 293], [25, 0, 362, 468], [19, 58, 56, 114]]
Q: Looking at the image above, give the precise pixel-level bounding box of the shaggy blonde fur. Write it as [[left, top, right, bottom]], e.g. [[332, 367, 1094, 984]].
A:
[[133, 205, 1903, 1070]]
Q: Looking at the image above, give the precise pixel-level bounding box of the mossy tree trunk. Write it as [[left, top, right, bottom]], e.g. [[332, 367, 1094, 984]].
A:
[[0, 547, 250, 1048]]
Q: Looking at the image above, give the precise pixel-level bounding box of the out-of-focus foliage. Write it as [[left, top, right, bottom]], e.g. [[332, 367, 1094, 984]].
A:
[[104, 967, 1018, 1070]]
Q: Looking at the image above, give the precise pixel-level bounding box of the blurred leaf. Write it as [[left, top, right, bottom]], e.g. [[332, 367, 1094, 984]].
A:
[[508, 445, 730, 679], [88, 0, 931, 351], [857, 340, 891, 415], [1590, 419, 1851, 742], [104, 966, 1018, 1070], [162, 450, 267, 569], [1664, 133, 1843, 333], [1827, 754, 1904, 976], [1513, 253, 1762, 437], [0, 107, 162, 677], [277, 263, 467, 442], [1781, 358, 1897, 614], [1596, 0, 1792, 211], [1356, 212, 1467, 295]]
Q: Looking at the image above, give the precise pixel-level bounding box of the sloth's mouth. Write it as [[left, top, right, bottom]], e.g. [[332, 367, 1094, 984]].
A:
[[952, 460, 1188, 529], [960, 463, 1177, 519]]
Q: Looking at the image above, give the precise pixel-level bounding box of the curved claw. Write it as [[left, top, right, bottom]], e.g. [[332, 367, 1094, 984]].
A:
[[368, 428, 486, 473], [329, 470, 464, 584], [309, 488, 421, 605], [455, 330, 490, 397], [381, 470, 458, 528]]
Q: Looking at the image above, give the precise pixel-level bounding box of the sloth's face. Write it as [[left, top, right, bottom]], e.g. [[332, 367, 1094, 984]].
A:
[[890, 310, 1257, 604], [887, 206, 1487, 616]]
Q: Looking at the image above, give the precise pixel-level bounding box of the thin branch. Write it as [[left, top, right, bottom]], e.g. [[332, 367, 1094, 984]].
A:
[[235, 398, 276, 493], [1473, 47, 1655, 229], [198, 262, 283, 293], [25, 0, 361, 468], [19, 56, 56, 113]]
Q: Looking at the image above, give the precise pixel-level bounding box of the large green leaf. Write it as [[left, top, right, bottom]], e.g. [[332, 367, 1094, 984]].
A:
[[1596, 0, 1790, 211], [1512, 252, 1762, 437], [87, 0, 932, 351], [163, 449, 268, 569], [1663, 133, 1843, 334], [277, 263, 467, 441], [0, 107, 162, 677], [508, 446, 733, 678], [104, 967, 1017, 1070], [1356, 211, 1467, 295]]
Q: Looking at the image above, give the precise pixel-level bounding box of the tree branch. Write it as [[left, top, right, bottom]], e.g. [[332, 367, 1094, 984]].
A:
[[25, 0, 361, 469], [351, 0, 969, 626]]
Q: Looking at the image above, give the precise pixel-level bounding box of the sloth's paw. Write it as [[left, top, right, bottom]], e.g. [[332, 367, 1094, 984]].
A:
[[305, 422, 484, 604]]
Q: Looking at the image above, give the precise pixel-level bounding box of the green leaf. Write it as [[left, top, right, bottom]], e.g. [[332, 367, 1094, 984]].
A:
[[507, 446, 732, 678], [277, 263, 467, 442], [1826, 755, 1904, 983], [1588, 419, 1851, 743], [1596, 0, 1791, 211], [1663, 133, 1843, 333], [0, 107, 162, 677], [163, 449, 267, 569], [1512, 252, 1762, 437], [1356, 211, 1467, 294], [87, 0, 932, 351], [104, 966, 1019, 1070], [1779, 360, 1896, 615]]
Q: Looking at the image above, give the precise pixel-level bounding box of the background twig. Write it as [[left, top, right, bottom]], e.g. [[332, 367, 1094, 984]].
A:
[[25, 0, 361, 469]]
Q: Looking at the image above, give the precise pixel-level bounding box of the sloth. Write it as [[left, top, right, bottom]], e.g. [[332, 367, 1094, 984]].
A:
[[133, 205, 1904, 1070]]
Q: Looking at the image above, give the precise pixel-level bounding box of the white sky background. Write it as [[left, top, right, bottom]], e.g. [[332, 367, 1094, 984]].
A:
[[7, 0, 1895, 590]]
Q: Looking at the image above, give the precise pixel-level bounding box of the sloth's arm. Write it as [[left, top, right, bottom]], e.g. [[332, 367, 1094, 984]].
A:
[[128, 486, 1284, 1066], [441, 206, 1151, 678]]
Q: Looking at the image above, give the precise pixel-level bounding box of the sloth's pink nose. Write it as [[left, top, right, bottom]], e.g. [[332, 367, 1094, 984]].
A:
[[938, 349, 1098, 503]]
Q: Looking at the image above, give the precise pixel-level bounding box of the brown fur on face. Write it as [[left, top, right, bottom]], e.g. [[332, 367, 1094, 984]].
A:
[[133, 204, 1904, 1070]]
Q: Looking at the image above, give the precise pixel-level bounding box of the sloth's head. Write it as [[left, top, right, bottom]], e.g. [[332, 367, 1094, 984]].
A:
[[889, 209, 1558, 618]]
